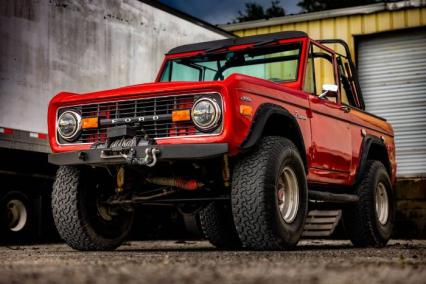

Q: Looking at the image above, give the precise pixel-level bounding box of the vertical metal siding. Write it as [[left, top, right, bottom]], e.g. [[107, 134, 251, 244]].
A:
[[358, 31, 426, 177]]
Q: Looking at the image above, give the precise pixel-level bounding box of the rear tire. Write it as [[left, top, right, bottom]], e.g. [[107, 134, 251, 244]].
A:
[[342, 160, 394, 247], [231, 136, 308, 250], [199, 201, 241, 249], [52, 166, 134, 251]]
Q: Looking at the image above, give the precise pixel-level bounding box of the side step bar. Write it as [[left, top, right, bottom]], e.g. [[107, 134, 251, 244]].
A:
[[302, 210, 342, 237], [303, 190, 357, 237], [308, 190, 359, 203]]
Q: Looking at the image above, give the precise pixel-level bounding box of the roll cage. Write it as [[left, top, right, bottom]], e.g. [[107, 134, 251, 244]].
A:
[[157, 31, 365, 110]]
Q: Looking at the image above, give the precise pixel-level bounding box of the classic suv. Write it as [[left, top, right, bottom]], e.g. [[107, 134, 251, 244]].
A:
[[48, 31, 396, 251]]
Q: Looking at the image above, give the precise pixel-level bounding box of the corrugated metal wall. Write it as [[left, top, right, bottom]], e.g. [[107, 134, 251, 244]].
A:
[[358, 30, 426, 177], [233, 8, 426, 63]]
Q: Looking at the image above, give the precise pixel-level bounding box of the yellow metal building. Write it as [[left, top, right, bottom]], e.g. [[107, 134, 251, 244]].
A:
[[223, 1, 425, 63], [222, 1, 426, 236]]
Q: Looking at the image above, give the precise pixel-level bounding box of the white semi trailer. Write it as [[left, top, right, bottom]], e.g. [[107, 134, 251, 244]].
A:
[[0, 0, 229, 243]]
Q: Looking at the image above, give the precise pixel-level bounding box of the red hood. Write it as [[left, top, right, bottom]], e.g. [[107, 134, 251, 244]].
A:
[[50, 80, 230, 106], [49, 74, 303, 107]]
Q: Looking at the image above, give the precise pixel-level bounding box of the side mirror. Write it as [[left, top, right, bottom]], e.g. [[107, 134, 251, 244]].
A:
[[319, 84, 338, 99]]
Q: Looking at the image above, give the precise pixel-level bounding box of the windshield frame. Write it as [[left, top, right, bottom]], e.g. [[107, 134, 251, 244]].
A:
[[156, 37, 308, 88]]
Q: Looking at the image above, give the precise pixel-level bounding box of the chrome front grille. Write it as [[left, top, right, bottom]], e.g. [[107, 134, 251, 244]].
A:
[[59, 94, 200, 144]]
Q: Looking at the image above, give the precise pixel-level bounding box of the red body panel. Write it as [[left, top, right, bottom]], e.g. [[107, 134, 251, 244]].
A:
[[48, 37, 396, 187]]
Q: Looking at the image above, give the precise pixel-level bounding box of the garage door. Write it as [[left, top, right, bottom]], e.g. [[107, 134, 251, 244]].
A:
[[357, 29, 426, 177]]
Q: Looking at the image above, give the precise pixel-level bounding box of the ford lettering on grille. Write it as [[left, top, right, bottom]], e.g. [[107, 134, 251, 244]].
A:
[[101, 114, 171, 126]]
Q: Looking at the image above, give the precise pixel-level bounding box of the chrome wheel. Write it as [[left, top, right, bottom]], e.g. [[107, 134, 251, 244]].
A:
[[375, 182, 389, 225], [6, 199, 28, 232], [277, 166, 299, 223]]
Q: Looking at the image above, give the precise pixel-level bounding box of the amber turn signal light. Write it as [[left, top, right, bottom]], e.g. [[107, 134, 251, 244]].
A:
[[240, 105, 253, 116], [172, 109, 191, 122], [81, 117, 99, 129]]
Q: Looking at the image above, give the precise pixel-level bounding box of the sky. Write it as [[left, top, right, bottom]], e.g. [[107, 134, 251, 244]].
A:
[[157, 0, 301, 25]]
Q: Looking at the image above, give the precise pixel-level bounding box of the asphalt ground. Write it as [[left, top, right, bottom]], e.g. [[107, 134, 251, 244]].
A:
[[0, 240, 425, 284]]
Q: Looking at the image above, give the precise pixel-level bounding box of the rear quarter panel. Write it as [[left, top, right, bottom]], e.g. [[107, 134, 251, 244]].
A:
[[349, 108, 396, 185]]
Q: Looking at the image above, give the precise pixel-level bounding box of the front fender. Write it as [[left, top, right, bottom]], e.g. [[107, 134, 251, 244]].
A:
[[239, 103, 307, 171]]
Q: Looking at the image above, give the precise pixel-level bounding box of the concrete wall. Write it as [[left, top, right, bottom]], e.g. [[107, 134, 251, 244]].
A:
[[0, 0, 226, 134], [395, 178, 426, 238]]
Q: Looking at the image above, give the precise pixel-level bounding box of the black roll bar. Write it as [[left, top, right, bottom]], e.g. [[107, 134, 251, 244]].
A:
[[317, 39, 365, 110]]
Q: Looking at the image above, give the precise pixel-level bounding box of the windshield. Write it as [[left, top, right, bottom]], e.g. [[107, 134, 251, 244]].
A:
[[160, 42, 301, 83]]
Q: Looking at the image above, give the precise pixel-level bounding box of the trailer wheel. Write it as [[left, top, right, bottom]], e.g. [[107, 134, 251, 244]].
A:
[[232, 136, 308, 250], [342, 160, 394, 247], [0, 191, 34, 243], [52, 166, 134, 251], [199, 201, 241, 249]]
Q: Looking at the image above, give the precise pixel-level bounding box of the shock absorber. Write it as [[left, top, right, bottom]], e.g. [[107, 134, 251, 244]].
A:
[[116, 166, 125, 193], [222, 154, 231, 187], [146, 177, 204, 191]]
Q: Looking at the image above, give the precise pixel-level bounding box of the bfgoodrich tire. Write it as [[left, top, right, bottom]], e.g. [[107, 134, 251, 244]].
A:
[[231, 136, 308, 250], [342, 160, 394, 247], [52, 166, 134, 251], [199, 201, 241, 249]]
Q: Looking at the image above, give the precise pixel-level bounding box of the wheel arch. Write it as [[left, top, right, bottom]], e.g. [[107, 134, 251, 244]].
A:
[[239, 103, 308, 172], [355, 135, 391, 186]]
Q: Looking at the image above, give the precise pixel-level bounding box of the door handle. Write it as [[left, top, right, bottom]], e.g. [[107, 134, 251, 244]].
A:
[[340, 105, 351, 113]]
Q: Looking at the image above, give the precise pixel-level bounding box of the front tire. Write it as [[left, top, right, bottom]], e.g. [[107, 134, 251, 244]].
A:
[[231, 136, 308, 250], [52, 166, 134, 251], [342, 160, 394, 247]]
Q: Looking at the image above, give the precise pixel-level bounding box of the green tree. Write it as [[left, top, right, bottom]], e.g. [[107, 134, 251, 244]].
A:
[[298, 0, 381, 12], [236, 2, 266, 22], [266, 0, 286, 18], [235, 1, 286, 23]]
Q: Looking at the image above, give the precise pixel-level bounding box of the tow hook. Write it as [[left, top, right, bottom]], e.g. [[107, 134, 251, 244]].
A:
[[125, 148, 160, 167], [101, 147, 160, 167]]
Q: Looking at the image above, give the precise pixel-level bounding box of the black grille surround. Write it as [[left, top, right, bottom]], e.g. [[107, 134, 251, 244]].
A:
[[56, 93, 222, 145]]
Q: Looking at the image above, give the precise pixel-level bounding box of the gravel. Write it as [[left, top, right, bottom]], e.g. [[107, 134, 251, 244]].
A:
[[0, 240, 425, 284]]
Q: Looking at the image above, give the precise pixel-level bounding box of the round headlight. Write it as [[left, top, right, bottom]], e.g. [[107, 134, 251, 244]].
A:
[[191, 98, 221, 132], [57, 110, 81, 141]]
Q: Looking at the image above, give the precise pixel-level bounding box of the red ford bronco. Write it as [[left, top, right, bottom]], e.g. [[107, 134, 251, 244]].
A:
[[48, 31, 396, 251]]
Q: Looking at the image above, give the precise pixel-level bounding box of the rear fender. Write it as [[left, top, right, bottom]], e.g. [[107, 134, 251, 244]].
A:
[[355, 135, 391, 186]]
